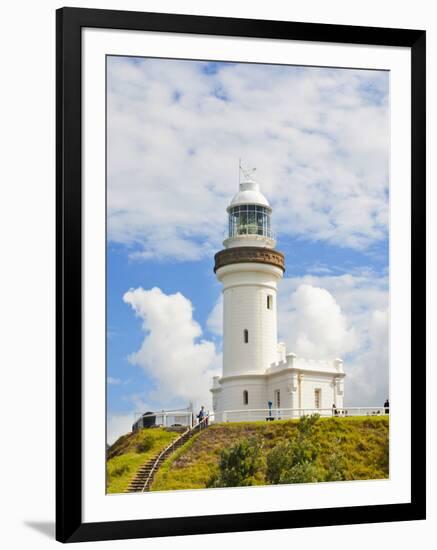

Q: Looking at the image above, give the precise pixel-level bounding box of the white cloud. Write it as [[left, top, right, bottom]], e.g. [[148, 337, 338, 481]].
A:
[[204, 272, 388, 406], [206, 296, 223, 337], [107, 376, 122, 385], [119, 274, 388, 415], [280, 284, 358, 359], [277, 272, 389, 406], [205, 271, 388, 406], [107, 412, 136, 445], [345, 308, 389, 406], [123, 287, 220, 409], [107, 58, 389, 261]]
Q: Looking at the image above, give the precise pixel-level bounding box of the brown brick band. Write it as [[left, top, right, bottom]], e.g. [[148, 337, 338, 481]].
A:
[[214, 247, 285, 273]]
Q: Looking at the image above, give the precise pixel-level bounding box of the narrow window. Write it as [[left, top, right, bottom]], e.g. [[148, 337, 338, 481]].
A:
[[244, 329, 249, 343], [314, 389, 321, 409], [274, 389, 281, 409], [267, 294, 273, 309], [243, 390, 248, 405]]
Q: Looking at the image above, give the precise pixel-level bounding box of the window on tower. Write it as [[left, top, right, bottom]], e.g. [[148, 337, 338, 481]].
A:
[[243, 390, 248, 405], [267, 294, 273, 309], [244, 329, 249, 343], [228, 205, 273, 239]]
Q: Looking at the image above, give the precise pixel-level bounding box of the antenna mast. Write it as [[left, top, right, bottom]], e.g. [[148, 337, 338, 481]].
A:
[[239, 160, 257, 183]]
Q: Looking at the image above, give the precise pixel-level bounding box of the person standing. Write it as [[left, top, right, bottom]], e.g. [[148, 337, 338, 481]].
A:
[[384, 399, 389, 414], [197, 405, 206, 424]]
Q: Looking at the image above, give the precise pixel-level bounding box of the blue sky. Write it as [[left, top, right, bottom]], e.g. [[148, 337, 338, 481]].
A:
[[106, 56, 389, 443]]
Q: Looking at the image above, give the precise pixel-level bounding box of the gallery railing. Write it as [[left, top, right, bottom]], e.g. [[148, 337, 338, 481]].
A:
[[132, 410, 194, 431], [223, 226, 276, 240], [210, 407, 389, 423]]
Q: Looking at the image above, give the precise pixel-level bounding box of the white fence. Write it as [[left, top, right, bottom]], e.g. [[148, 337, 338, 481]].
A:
[[133, 410, 194, 431], [210, 406, 389, 423]]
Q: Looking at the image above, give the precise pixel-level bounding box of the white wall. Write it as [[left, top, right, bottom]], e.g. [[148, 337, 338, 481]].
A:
[[218, 376, 268, 411], [298, 373, 336, 410], [218, 263, 283, 377], [0, 1, 435, 549], [267, 370, 294, 409], [214, 369, 343, 416]]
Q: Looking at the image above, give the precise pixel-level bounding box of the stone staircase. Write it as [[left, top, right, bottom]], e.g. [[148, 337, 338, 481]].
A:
[[126, 419, 208, 493]]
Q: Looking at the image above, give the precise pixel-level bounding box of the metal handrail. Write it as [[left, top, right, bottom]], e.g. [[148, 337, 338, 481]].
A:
[[141, 428, 189, 492], [140, 417, 209, 492], [225, 227, 276, 240], [218, 407, 385, 413], [212, 407, 389, 423], [133, 410, 194, 430]]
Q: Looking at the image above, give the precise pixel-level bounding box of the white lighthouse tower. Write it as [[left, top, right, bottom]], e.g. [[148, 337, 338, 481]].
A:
[[211, 167, 345, 421]]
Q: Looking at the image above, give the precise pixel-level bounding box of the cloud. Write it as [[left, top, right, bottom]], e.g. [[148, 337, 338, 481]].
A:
[[345, 308, 389, 406], [107, 58, 389, 261], [123, 287, 220, 409], [107, 376, 122, 385], [278, 272, 389, 406], [204, 271, 388, 406], [206, 296, 223, 337], [107, 412, 136, 445], [120, 274, 388, 414], [206, 271, 388, 407], [280, 284, 358, 359], [278, 271, 389, 406]]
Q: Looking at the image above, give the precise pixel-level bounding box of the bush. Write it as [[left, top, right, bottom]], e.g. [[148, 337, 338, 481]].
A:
[[297, 414, 320, 436], [266, 414, 321, 484], [135, 435, 153, 454], [208, 436, 263, 487], [112, 464, 129, 477], [325, 446, 346, 482], [266, 442, 291, 485], [280, 462, 320, 484]]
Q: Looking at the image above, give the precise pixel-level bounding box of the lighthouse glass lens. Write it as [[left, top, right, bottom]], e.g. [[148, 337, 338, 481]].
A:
[[247, 207, 257, 233], [229, 205, 271, 237]]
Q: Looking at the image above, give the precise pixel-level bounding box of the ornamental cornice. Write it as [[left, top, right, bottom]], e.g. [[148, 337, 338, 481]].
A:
[[214, 246, 285, 273]]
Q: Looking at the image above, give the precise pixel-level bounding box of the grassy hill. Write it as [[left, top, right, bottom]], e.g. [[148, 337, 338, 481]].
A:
[[151, 416, 389, 492], [106, 427, 181, 493]]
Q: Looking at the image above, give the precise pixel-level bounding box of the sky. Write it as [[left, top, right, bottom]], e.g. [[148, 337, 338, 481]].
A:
[[106, 56, 389, 444]]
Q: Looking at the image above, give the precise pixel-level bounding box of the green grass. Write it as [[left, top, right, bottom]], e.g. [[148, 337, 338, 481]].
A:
[[151, 416, 389, 492], [106, 428, 181, 494]]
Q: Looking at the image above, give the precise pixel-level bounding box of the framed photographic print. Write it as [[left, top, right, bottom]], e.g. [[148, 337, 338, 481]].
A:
[[56, 7, 426, 543]]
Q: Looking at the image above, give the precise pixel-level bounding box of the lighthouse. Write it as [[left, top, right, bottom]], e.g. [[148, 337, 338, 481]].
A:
[[211, 167, 345, 421]]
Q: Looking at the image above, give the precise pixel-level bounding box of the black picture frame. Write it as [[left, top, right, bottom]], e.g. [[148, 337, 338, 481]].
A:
[[56, 7, 426, 543]]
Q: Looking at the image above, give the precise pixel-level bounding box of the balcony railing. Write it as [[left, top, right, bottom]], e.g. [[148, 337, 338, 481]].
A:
[[210, 407, 389, 423], [226, 225, 276, 240]]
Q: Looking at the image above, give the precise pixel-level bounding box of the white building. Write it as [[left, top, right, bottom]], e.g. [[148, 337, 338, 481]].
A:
[[211, 171, 345, 421]]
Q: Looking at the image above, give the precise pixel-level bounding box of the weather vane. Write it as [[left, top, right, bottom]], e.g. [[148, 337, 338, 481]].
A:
[[238, 158, 257, 183]]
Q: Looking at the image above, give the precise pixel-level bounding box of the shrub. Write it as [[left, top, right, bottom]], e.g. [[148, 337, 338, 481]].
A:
[[208, 436, 263, 487], [325, 447, 347, 482], [280, 462, 320, 484], [135, 435, 153, 453], [112, 464, 129, 477], [297, 414, 320, 436], [266, 414, 321, 484], [266, 442, 291, 485]]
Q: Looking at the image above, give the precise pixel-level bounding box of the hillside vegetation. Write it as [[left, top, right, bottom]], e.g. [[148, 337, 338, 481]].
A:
[[151, 416, 389, 492], [106, 427, 181, 493]]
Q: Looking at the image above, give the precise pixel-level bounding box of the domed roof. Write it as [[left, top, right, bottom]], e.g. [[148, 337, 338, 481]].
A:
[[228, 180, 271, 210]]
